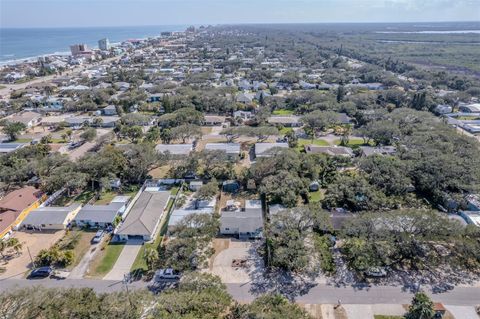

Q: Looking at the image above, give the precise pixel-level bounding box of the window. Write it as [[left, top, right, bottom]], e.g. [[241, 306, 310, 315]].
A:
[[225, 228, 230, 230]]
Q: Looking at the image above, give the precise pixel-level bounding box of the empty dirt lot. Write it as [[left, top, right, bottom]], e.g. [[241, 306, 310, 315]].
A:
[[0, 230, 64, 279]]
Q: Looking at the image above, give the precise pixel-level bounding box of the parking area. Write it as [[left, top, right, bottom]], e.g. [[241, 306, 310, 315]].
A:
[[205, 239, 264, 284], [0, 230, 65, 279]]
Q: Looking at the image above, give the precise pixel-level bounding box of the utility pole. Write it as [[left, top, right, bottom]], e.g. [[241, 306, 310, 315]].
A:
[[123, 273, 133, 309], [26, 246, 35, 269]]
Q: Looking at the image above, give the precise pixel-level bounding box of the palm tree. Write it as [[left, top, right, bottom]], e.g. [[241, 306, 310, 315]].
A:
[[0, 238, 23, 259], [406, 292, 435, 319], [8, 238, 23, 256], [340, 125, 352, 146], [144, 247, 159, 271]]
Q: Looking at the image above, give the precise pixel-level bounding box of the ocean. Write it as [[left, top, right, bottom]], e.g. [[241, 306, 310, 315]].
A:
[[0, 25, 188, 65]]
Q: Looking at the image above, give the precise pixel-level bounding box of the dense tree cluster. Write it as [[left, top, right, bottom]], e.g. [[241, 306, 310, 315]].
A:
[[340, 210, 480, 273], [0, 273, 312, 319]]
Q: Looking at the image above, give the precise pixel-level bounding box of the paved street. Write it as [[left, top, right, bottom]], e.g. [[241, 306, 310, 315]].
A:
[[224, 283, 480, 306], [0, 278, 479, 307]]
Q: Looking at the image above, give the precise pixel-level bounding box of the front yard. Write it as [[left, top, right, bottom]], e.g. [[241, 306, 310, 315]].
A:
[[58, 230, 96, 271], [129, 186, 179, 273], [86, 242, 125, 278]]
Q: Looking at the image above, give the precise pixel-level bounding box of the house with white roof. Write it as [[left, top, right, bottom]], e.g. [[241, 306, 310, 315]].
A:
[[220, 199, 263, 239]]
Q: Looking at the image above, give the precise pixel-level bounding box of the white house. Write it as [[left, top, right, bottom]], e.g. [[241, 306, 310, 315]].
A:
[[21, 204, 81, 230], [220, 199, 263, 238]]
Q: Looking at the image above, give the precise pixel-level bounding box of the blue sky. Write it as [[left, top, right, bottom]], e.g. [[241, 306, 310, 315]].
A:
[[1, 0, 479, 28]]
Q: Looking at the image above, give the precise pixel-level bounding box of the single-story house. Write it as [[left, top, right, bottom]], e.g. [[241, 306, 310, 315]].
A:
[[204, 143, 240, 158], [220, 199, 263, 239], [102, 105, 117, 116], [155, 144, 193, 157], [460, 121, 480, 134], [65, 116, 92, 128], [116, 190, 170, 241], [21, 203, 81, 230], [0, 186, 44, 238], [304, 145, 354, 157], [236, 92, 255, 104], [5, 111, 41, 128], [359, 146, 396, 157], [267, 116, 302, 127], [233, 111, 254, 121], [74, 196, 130, 228], [459, 103, 480, 113], [167, 208, 213, 233], [94, 116, 120, 128], [254, 142, 289, 158], [0, 143, 27, 153], [43, 97, 68, 111], [337, 113, 353, 125], [203, 115, 226, 126], [189, 181, 203, 192]]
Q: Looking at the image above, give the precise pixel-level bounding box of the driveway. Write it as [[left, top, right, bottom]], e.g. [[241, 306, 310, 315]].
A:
[[68, 241, 101, 279], [0, 230, 65, 279], [207, 240, 264, 284], [103, 239, 143, 281], [445, 305, 480, 319], [63, 128, 112, 161]]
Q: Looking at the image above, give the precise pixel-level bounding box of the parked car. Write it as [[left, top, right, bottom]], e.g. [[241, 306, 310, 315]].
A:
[[51, 269, 70, 279], [364, 267, 387, 277], [91, 230, 105, 244], [28, 266, 53, 279], [154, 268, 180, 280], [68, 141, 85, 150]]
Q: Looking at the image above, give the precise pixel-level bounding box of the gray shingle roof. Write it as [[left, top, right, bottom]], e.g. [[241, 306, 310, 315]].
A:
[[155, 144, 193, 155], [22, 203, 81, 226], [204, 143, 240, 154], [74, 202, 125, 224], [117, 191, 170, 236]]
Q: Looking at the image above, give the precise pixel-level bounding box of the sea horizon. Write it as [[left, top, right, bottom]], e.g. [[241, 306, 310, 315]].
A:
[[0, 25, 189, 65]]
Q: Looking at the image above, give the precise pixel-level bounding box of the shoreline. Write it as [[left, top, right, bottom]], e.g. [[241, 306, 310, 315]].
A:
[[0, 25, 189, 66]]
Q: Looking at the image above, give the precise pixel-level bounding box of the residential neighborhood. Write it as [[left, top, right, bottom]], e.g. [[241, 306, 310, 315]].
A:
[[1, 20, 480, 319]]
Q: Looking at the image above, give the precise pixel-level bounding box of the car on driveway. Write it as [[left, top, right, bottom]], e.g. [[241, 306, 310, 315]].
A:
[[364, 267, 387, 277], [28, 266, 53, 279], [91, 230, 105, 244], [154, 268, 180, 280]]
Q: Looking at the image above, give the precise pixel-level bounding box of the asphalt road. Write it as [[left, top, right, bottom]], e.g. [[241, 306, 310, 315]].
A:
[[225, 283, 480, 306], [0, 279, 478, 306]]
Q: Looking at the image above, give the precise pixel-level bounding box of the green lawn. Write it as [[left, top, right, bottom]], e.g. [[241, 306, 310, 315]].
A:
[[50, 138, 66, 143], [130, 186, 179, 273], [92, 243, 125, 276], [279, 127, 293, 135], [308, 190, 325, 203], [94, 191, 118, 205], [74, 190, 95, 204], [13, 138, 33, 143], [296, 138, 330, 151], [333, 138, 365, 147], [272, 109, 294, 115]]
